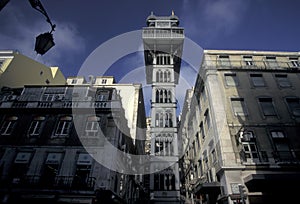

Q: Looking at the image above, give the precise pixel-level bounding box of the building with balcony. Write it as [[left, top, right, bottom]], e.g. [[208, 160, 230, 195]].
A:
[[0, 75, 147, 203], [179, 50, 300, 204]]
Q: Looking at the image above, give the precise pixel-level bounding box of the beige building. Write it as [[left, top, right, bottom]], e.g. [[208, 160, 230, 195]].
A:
[[180, 50, 300, 204], [0, 50, 66, 89]]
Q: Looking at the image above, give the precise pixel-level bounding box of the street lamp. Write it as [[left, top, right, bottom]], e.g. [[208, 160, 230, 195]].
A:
[[0, 0, 56, 55], [28, 0, 56, 55]]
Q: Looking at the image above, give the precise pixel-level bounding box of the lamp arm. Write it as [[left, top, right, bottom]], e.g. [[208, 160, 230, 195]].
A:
[[28, 0, 56, 32]]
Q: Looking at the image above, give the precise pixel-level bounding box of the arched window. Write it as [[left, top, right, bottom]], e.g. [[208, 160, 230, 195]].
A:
[[159, 113, 164, 127], [156, 90, 159, 103], [54, 116, 72, 137], [167, 90, 172, 103], [164, 90, 168, 103], [85, 116, 101, 137], [155, 113, 159, 127], [28, 116, 45, 136], [159, 71, 163, 82], [164, 71, 168, 82], [156, 71, 160, 82], [0, 116, 18, 135], [167, 71, 171, 82], [159, 90, 164, 103]]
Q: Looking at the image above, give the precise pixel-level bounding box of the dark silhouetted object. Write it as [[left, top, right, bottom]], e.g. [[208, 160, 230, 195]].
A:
[[29, 0, 56, 55], [35, 32, 55, 55], [0, 0, 9, 11]]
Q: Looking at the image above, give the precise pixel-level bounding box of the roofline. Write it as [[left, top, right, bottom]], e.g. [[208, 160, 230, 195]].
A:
[[203, 49, 300, 56]]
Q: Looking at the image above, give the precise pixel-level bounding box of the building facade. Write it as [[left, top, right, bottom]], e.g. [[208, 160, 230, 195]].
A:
[[0, 75, 147, 203], [180, 50, 300, 204], [142, 12, 184, 203]]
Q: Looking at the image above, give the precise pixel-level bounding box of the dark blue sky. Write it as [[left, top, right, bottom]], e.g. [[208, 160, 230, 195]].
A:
[[1, 0, 299, 115], [0, 0, 299, 78]]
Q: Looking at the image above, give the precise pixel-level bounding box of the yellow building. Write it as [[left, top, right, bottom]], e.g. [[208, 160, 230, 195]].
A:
[[0, 50, 65, 89]]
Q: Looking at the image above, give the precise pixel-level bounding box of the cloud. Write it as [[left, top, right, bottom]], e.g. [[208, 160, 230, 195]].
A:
[[180, 0, 249, 42], [0, 3, 86, 70]]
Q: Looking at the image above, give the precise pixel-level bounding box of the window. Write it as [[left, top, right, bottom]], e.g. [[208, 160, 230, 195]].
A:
[[285, 97, 300, 117], [211, 149, 217, 164], [153, 171, 175, 190], [41, 153, 63, 185], [196, 132, 200, 149], [156, 89, 171, 103], [275, 74, 291, 87], [156, 70, 171, 82], [204, 109, 211, 130], [96, 90, 109, 101], [258, 98, 277, 116], [242, 143, 259, 160], [42, 87, 65, 101], [0, 116, 18, 135], [250, 74, 265, 87], [85, 116, 100, 137], [28, 116, 45, 136], [11, 152, 32, 184], [218, 55, 230, 67], [224, 73, 238, 86], [0, 59, 4, 67], [271, 131, 292, 161], [54, 116, 72, 136], [201, 86, 206, 101], [200, 122, 205, 139], [231, 98, 248, 116], [243, 56, 254, 66], [157, 54, 171, 65], [155, 111, 173, 127], [71, 79, 77, 84], [101, 79, 107, 84], [239, 131, 259, 162], [289, 57, 299, 67], [266, 56, 278, 68]]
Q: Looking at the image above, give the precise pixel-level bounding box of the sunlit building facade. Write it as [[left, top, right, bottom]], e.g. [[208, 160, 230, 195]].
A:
[[180, 50, 300, 204]]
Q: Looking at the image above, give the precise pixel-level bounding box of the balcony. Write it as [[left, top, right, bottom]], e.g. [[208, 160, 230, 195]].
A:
[[239, 150, 300, 164], [143, 28, 184, 39], [204, 60, 300, 70], [1, 175, 96, 191], [0, 100, 122, 110]]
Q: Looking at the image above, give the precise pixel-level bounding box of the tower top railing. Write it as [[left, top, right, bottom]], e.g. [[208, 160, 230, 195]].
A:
[[142, 28, 184, 39]]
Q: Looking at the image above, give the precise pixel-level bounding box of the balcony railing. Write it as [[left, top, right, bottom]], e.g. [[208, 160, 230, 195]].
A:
[[143, 28, 184, 39], [204, 60, 300, 70], [0, 100, 121, 109], [239, 150, 300, 164], [0, 175, 96, 190]]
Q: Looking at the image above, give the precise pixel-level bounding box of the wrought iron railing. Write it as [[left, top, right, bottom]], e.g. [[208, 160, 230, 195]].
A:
[[143, 28, 184, 39], [239, 150, 300, 164], [0, 175, 96, 190], [203, 60, 300, 70]]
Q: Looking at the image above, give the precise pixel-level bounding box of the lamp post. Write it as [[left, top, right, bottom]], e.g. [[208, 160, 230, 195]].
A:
[[28, 0, 56, 55]]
